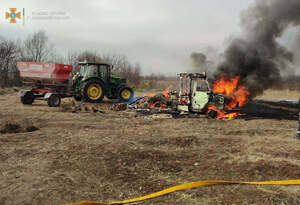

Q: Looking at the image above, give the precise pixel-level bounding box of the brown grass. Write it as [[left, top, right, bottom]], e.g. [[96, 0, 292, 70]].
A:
[[0, 87, 21, 95], [0, 89, 300, 205], [255, 89, 300, 101]]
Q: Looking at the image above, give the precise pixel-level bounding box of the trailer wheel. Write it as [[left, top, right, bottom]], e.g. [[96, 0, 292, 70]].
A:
[[47, 94, 61, 107], [21, 91, 35, 105]]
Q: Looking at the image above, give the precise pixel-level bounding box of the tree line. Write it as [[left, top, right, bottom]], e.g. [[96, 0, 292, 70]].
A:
[[0, 30, 165, 88]]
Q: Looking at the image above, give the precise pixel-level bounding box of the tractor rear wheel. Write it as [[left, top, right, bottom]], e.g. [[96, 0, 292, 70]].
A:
[[21, 91, 35, 105], [118, 86, 134, 102], [82, 80, 105, 103]]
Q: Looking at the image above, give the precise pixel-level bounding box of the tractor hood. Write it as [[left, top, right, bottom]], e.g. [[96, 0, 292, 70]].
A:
[[110, 75, 126, 83]]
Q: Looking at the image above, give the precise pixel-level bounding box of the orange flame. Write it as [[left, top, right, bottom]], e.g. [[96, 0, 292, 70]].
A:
[[207, 105, 239, 120], [162, 85, 172, 99], [208, 76, 250, 120], [144, 86, 172, 99], [143, 92, 156, 98], [143, 86, 172, 109]]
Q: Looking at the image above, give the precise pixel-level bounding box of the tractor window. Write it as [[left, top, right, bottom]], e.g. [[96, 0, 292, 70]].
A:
[[195, 79, 210, 92], [98, 65, 109, 79], [86, 65, 98, 76], [79, 65, 98, 77], [79, 65, 87, 76]]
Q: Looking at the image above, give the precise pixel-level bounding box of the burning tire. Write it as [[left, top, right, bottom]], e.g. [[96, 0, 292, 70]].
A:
[[118, 86, 134, 102], [21, 91, 35, 105], [207, 109, 218, 119], [47, 94, 61, 107], [82, 80, 105, 103]]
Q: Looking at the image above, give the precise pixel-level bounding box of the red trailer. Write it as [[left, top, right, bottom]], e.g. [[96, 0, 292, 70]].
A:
[[17, 62, 73, 107]]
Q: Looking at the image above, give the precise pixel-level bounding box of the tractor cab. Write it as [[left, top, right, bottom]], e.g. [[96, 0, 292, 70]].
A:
[[72, 62, 134, 103], [78, 63, 110, 82], [177, 72, 226, 113]]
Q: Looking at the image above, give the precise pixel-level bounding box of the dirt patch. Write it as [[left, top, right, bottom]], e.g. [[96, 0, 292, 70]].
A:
[[25, 126, 39, 132], [0, 122, 39, 134], [0, 123, 22, 133], [0, 114, 40, 134]]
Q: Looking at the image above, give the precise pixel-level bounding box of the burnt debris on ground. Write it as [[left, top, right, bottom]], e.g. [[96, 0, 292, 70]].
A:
[[113, 89, 300, 121], [241, 100, 300, 120]]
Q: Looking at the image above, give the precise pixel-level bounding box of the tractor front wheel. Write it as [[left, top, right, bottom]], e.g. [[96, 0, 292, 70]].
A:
[[82, 80, 105, 103], [118, 86, 134, 102]]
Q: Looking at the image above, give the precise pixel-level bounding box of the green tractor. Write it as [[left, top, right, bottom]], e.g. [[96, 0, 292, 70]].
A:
[[72, 62, 134, 103]]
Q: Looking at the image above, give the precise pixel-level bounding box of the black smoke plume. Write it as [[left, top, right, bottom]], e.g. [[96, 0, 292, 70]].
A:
[[214, 0, 300, 97]]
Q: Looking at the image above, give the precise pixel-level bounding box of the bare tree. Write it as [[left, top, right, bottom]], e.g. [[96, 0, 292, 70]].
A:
[[0, 38, 21, 87], [21, 30, 53, 62], [100, 54, 143, 87], [77, 51, 102, 62], [131, 63, 141, 86], [50, 51, 65, 64]]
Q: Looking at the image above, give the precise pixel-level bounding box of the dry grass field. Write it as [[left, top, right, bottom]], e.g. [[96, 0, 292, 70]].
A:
[[1, 89, 300, 205]]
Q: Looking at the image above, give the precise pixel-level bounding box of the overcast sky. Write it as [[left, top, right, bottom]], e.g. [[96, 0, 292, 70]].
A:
[[0, 0, 254, 74]]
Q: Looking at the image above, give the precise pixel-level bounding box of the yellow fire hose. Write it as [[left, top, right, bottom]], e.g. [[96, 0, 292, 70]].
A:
[[63, 179, 300, 205]]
